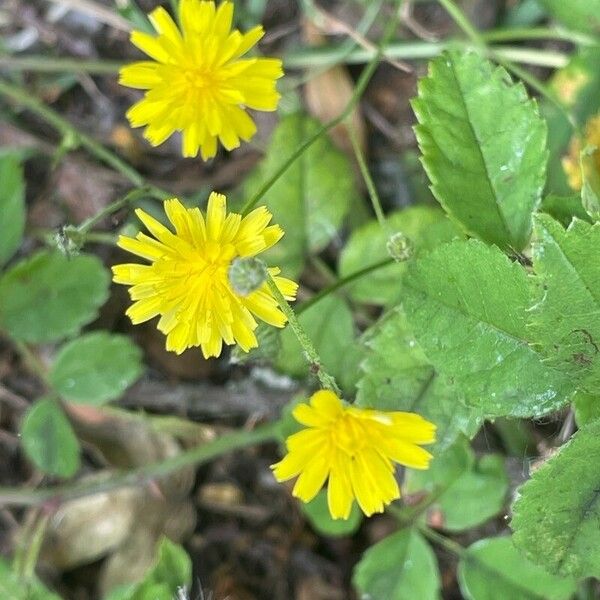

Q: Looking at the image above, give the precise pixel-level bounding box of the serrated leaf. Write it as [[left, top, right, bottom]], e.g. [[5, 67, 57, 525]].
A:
[[356, 308, 481, 451], [302, 490, 362, 537], [276, 295, 355, 384], [540, 0, 600, 33], [338, 206, 460, 306], [541, 194, 591, 227], [581, 145, 600, 221], [529, 215, 600, 392], [413, 50, 547, 250], [0, 153, 25, 266], [512, 419, 600, 578], [244, 113, 355, 277], [406, 439, 508, 531], [0, 251, 110, 343], [458, 537, 577, 600], [50, 332, 143, 405], [403, 239, 574, 417], [21, 398, 80, 477], [352, 529, 440, 600], [573, 391, 600, 426]]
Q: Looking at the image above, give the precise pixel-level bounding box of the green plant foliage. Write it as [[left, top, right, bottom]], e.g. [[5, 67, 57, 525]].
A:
[[49, 332, 143, 405], [512, 419, 600, 578], [302, 490, 362, 537], [581, 145, 600, 221], [276, 295, 355, 384], [539, 0, 600, 33], [458, 537, 578, 600], [244, 113, 355, 277], [406, 439, 508, 532], [352, 528, 440, 600], [338, 206, 459, 305], [356, 308, 481, 451], [21, 397, 80, 478], [0, 153, 25, 267], [104, 537, 192, 600], [0, 558, 62, 599], [541, 194, 591, 226], [573, 391, 600, 426], [413, 50, 547, 251], [529, 215, 600, 392], [403, 239, 574, 417], [0, 251, 110, 343]]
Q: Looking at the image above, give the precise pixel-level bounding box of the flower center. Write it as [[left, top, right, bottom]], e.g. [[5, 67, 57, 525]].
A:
[[330, 415, 367, 457], [183, 68, 218, 92]]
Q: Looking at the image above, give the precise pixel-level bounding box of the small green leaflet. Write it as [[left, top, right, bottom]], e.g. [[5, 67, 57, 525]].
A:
[[50, 332, 143, 405], [458, 537, 577, 600], [352, 529, 440, 600], [21, 397, 80, 478], [529, 215, 600, 393], [413, 50, 547, 250], [539, 0, 600, 33], [512, 418, 600, 578], [403, 239, 574, 417], [244, 113, 355, 278], [0, 153, 25, 266], [356, 308, 481, 451]]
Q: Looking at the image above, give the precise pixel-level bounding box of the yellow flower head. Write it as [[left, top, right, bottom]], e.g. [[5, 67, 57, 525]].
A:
[[112, 193, 297, 358], [272, 390, 436, 520], [120, 0, 283, 160], [562, 113, 600, 191]]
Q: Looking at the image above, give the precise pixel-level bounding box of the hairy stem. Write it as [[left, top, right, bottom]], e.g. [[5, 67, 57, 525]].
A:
[[266, 274, 341, 394]]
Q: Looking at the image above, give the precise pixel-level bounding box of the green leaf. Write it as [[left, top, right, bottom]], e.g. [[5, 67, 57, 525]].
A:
[[403, 239, 574, 417], [540, 0, 600, 33], [512, 418, 600, 578], [50, 332, 143, 405], [529, 215, 600, 392], [276, 295, 355, 383], [406, 439, 508, 531], [356, 308, 481, 451], [302, 490, 362, 537], [21, 398, 80, 477], [244, 113, 355, 277], [458, 537, 578, 600], [0, 153, 25, 266], [574, 391, 600, 426], [413, 50, 547, 250], [338, 206, 460, 305], [581, 145, 600, 221], [104, 538, 192, 600], [0, 251, 110, 343], [352, 529, 440, 600], [0, 558, 63, 600], [541, 194, 591, 227]]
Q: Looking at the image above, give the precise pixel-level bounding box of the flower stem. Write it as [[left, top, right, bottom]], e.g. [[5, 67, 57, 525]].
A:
[[240, 0, 403, 216], [12, 510, 49, 578], [437, 0, 486, 47], [0, 422, 279, 507], [419, 524, 465, 556], [297, 257, 394, 315], [266, 274, 341, 394], [0, 78, 169, 199], [349, 127, 387, 228]]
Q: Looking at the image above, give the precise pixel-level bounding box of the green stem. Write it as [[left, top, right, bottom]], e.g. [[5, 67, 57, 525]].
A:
[[297, 257, 394, 315], [0, 78, 169, 199], [266, 274, 341, 394], [0, 55, 124, 73], [419, 524, 465, 556], [239, 1, 403, 216], [12, 510, 49, 578], [0, 422, 278, 507], [77, 187, 157, 234], [13, 341, 50, 388], [437, 0, 486, 47], [349, 127, 386, 228]]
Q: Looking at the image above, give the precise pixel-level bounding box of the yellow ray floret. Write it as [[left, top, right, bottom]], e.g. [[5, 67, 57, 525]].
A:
[[272, 390, 436, 520], [112, 193, 297, 358], [562, 113, 600, 191], [120, 0, 283, 160]]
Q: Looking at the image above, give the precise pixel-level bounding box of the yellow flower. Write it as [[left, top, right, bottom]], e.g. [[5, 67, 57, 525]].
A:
[[272, 390, 436, 520], [112, 193, 297, 358], [120, 0, 283, 160], [562, 113, 600, 191]]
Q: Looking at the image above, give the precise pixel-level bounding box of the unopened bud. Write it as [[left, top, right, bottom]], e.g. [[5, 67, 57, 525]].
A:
[[54, 225, 85, 257], [228, 257, 268, 296], [386, 231, 413, 262]]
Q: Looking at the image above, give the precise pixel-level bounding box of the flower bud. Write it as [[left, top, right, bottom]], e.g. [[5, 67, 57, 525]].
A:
[[228, 257, 268, 296], [386, 231, 413, 262]]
